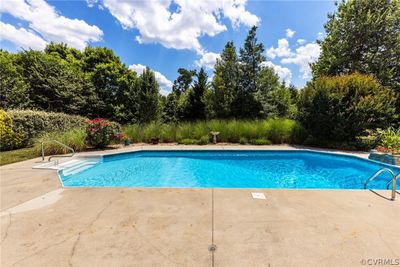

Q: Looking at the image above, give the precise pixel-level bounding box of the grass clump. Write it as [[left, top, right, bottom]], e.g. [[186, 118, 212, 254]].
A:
[[123, 118, 304, 145], [250, 138, 271, 145], [35, 129, 87, 156], [178, 138, 199, 145]]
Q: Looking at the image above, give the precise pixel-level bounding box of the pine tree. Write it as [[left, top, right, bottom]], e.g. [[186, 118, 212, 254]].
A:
[[232, 26, 265, 118], [210, 41, 239, 118], [138, 67, 160, 123]]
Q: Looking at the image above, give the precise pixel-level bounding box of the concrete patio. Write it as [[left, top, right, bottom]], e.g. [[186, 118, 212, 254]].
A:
[[1, 145, 399, 266]]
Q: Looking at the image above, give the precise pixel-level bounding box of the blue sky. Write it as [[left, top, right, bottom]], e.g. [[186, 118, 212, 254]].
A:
[[0, 0, 336, 94]]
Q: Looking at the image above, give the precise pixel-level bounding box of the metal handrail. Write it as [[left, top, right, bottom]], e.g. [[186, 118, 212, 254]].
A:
[[364, 168, 397, 201], [41, 140, 75, 164], [386, 173, 399, 198]]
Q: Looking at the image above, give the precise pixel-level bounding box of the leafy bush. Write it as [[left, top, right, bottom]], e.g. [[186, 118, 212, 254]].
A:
[[0, 110, 24, 150], [35, 129, 87, 156], [8, 109, 86, 146], [298, 73, 398, 142], [86, 118, 121, 148], [376, 127, 400, 153]]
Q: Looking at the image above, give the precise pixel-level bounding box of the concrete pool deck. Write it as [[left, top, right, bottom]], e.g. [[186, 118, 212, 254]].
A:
[[1, 145, 399, 266]]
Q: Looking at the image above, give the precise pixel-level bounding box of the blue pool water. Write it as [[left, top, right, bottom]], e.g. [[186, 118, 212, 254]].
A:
[[60, 150, 400, 189]]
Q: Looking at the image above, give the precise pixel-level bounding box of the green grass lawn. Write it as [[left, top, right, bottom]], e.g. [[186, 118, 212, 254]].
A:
[[0, 147, 38, 166]]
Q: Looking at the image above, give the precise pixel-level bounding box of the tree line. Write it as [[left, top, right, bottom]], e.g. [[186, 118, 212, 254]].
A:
[[0, 44, 159, 124], [0, 25, 296, 124]]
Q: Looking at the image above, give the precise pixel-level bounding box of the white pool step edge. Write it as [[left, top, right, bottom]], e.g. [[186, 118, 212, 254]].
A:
[[33, 156, 101, 171]]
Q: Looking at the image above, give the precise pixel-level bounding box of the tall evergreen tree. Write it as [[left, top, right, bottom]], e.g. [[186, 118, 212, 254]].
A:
[[232, 26, 265, 118], [190, 68, 208, 120], [179, 68, 208, 120], [138, 67, 160, 124], [210, 41, 239, 118], [162, 93, 179, 123]]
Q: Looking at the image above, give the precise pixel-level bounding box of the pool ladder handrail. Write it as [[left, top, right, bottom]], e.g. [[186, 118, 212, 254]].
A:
[[364, 168, 398, 201], [41, 140, 75, 165]]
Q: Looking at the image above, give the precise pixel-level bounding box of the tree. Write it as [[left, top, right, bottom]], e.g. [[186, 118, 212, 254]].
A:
[[312, 0, 400, 101], [188, 68, 208, 120], [255, 67, 297, 118], [89, 62, 125, 118], [178, 68, 208, 121], [172, 68, 196, 95], [0, 50, 29, 109], [45, 42, 83, 63], [114, 70, 140, 123], [82, 46, 123, 72], [162, 93, 179, 123], [14, 50, 87, 114], [82, 47, 132, 120], [209, 41, 239, 118], [298, 73, 397, 142], [138, 67, 160, 124], [231, 26, 265, 118]]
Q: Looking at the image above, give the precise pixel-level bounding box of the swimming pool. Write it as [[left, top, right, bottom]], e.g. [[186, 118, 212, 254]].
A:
[[59, 150, 400, 189]]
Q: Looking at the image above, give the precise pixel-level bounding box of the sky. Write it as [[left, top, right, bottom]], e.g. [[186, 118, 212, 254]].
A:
[[0, 0, 337, 94]]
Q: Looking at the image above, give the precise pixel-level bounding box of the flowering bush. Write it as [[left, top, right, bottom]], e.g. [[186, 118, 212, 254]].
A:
[[86, 118, 121, 148]]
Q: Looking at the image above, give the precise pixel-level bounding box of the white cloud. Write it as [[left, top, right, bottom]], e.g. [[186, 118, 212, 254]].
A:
[[129, 64, 173, 96], [86, 0, 98, 8], [261, 61, 292, 83], [195, 52, 220, 69], [0, 22, 47, 50], [285, 28, 295, 38], [317, 32, 324, 39], [266, 38, 293, 59], [100, 0, 259, 54], [0, 0, 103, 50], [281, 43, 320, 79], [297, 39, 306, 45]]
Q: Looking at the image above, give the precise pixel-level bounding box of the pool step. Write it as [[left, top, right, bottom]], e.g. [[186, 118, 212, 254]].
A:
[[62, 161, 98, 176], [33, 159, 81, 170], [33, 157, 101, 174]]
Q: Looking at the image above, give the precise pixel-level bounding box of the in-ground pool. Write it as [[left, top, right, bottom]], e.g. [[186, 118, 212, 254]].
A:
[[59, 150, 400, 189]]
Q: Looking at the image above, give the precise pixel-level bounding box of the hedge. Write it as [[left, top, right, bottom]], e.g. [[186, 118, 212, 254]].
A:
[[6, 110, 87, 148]]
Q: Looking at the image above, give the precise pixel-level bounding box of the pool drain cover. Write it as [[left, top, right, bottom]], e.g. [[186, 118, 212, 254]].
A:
[[251, 192, 266, 199], [208, 244, 217, 252]]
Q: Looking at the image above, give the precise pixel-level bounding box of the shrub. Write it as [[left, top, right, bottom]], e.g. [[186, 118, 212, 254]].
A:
[[8, 109, 86, 146], [86, 118, 121, 148], [198, 135, 210, 145], [123, 124, 141, 143], [35, 129, 87, 156], [298, 73, 398, 142], [178, 138, 199, 145], [250, 138, 271, 145], [0, 110, 24, 150], [376, 127, 400, 153], [239, 137, 248, 144]]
